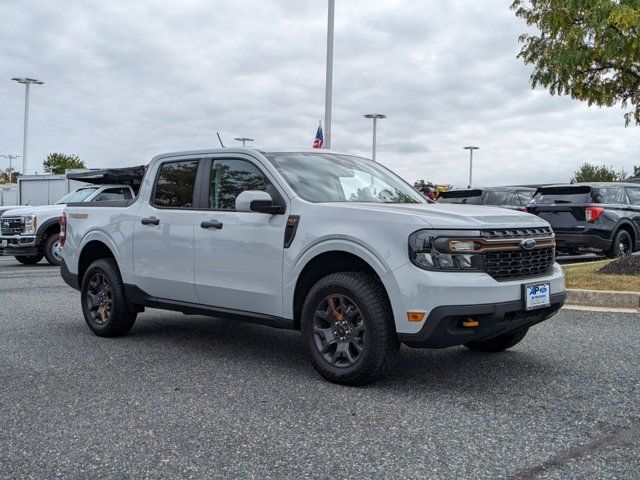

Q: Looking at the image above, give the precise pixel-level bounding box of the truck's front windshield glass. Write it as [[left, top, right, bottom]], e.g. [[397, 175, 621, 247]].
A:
[[56, 187, 99, 204], [265, 153, 424, 204]]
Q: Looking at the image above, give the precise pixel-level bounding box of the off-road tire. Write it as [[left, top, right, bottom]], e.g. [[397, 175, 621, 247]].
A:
[[606, 229, 633, 259], [15, 255, 43, 265], [464, 328, 529, 353], [44, 233, 62, 266], [301, 272, 400, 386], [81, 258, 137, 337]]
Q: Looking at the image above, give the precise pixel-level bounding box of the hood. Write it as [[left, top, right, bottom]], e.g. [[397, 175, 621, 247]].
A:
[[319, 202, 549, 229], [1, 204, 65, 218]]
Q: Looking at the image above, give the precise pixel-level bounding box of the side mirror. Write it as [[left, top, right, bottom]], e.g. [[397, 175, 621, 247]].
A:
[[235, 190, 285, 214]]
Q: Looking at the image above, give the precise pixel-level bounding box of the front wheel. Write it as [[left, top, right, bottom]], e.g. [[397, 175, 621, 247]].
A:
[[301, 272, 399, 386], [44, 233, 62, 266], [606, 230, 633, 258], [15, 255, 44, 265], [81, 258, 137, 337], [464, 328, 529, 353]]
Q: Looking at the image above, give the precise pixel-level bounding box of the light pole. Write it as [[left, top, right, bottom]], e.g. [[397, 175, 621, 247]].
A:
[[463, 146, 479, 187], [364, 114, 386, 162], [324, 0, 335, 149], [0, 154, 21, 174], [12, 77, 44, 176], [234, 137, 254, 147]]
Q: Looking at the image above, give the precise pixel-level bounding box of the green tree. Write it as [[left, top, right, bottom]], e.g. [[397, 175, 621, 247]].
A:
[[512, 0, 640, 125], [571, 162, 627, 182], [42, 153, 86, 174]]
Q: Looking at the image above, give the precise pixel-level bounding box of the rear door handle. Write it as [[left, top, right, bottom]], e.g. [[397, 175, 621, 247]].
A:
[[201, 220, 223, 229], [141, 217, 160, 226]]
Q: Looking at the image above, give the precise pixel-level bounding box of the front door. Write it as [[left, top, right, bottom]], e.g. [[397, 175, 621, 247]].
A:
[[193, 156, 288, 317], [133, 157, 202, 303]]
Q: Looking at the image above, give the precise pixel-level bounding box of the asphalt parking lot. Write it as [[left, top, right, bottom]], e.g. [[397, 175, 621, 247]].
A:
[[1, 255, 638, 479]]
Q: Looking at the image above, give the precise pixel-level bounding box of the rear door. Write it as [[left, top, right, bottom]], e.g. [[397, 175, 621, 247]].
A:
[[133, 156, 203, 303], [192, 155, 288, 317], [626, 186, 640, 244]]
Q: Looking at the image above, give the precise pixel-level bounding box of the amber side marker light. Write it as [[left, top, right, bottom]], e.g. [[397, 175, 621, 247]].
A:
[[407, 312, 425, 323]]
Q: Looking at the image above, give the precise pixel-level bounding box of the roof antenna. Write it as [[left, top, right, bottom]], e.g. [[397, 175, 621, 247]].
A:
[[216, 132, 225, 148]]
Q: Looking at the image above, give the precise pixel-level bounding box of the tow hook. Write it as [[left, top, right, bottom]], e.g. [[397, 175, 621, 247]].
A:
[[462, 317, 479, 328]]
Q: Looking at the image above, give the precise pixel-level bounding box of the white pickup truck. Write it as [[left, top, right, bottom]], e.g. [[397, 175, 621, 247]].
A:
[[60, 148, 565, 385], [1, 184, 134, 265]]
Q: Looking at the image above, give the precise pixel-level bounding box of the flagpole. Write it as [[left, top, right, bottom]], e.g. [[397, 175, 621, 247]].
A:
[[324, 0, 335, 149]]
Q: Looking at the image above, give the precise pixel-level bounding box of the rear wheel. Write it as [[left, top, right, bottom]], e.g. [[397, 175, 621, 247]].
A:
[[464, 328, 529, 353], [15, 255, 43, 265], [44, 233, 62, 266], [301, 272, 399, 385], [81, 258, 137, 337], [606, 230, 633, 258]]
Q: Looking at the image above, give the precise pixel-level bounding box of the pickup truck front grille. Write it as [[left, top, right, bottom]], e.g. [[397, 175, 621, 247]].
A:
[[1, 217, 23, 235], [480, 228, 555, 280], [484, 248, 555, 280]]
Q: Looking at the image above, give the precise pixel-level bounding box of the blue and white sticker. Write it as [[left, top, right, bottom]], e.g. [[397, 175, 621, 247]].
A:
[[525, 283, 551, 311]]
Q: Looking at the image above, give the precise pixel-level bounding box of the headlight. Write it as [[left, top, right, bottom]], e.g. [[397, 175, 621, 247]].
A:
[[408, 229, 485, 272], [22, 215, 37, 235]]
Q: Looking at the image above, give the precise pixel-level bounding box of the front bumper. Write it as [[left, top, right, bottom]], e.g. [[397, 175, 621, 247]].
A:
[[0, 235, 38, 256], [397, 292, 565, 348]]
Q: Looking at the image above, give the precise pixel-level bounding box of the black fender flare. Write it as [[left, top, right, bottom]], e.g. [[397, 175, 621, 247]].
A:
[[36, 217, 62, 244], [611, 219, 637, 243]]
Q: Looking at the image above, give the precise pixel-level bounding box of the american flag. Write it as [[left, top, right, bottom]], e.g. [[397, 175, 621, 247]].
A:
[[313, 122, 324, 148]]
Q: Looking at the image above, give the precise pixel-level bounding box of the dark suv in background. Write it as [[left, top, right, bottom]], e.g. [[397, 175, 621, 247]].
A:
[[437, 186, 535, 211], [527, 183, 640, 258]]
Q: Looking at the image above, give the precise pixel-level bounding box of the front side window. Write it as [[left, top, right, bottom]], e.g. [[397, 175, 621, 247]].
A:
[[626, 187, 640, 206], [208, 159, 270, 209], [152, 160, 199, 208], [92, 187, 133, 202], [265, 152, 424, 204], [56, 187, 99, 204]]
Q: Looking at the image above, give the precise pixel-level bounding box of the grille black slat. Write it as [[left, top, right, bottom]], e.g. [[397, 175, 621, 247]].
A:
[[481, 228, 555, 280], [482, 227, 552, 240], [0, 217, 23, 235]]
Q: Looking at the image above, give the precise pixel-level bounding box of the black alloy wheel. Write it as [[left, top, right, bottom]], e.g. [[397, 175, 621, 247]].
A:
[[312, 294, 366, 368]]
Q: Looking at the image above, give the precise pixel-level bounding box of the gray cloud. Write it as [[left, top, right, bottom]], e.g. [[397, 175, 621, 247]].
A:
[[1, 0, 638, 187]]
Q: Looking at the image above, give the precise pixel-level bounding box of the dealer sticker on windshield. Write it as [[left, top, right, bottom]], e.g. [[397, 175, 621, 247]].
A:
[[524, 282, 551, 311]]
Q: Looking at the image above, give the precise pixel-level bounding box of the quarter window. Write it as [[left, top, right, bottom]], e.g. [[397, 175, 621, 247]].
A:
[[208, 159, 270, 209], [626, 187, 640, 206], [153, 160, 199, 208]]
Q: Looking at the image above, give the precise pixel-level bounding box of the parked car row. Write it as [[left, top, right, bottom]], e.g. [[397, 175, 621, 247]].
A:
[[438, 183, 640, 258]]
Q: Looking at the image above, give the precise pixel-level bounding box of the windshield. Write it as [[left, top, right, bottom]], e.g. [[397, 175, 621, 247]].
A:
[[56, 187, 98, 204], [265, 153, 424, 204]]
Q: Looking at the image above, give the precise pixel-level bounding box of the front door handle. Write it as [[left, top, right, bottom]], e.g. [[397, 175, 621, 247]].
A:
[[201, 220, 223, 229], [141, 217, 160, 226]]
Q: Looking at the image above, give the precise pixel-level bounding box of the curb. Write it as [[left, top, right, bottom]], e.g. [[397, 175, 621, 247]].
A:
[[566, 289, 640, 310]]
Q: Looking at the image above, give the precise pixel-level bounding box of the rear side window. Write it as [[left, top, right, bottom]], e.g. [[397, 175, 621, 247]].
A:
[[153, 160, 199, 208], [626, 187, 640, 206], [592, 187, 626, 204], [92, 187, 133, 202], [517, 191, 534, 205], [484, 191, 511, 205], [208, 159, 270, 209]]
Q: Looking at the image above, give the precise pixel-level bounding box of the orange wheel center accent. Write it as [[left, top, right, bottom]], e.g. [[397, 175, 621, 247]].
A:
[[330, 296, 344, 320], [101, 305, 107, 323]]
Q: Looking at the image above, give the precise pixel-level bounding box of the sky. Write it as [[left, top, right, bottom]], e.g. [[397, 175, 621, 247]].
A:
[[1, 0, 638, 187]]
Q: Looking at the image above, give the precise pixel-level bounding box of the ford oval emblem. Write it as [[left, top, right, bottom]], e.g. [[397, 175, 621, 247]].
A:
[[521, 238, 536, 250]]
